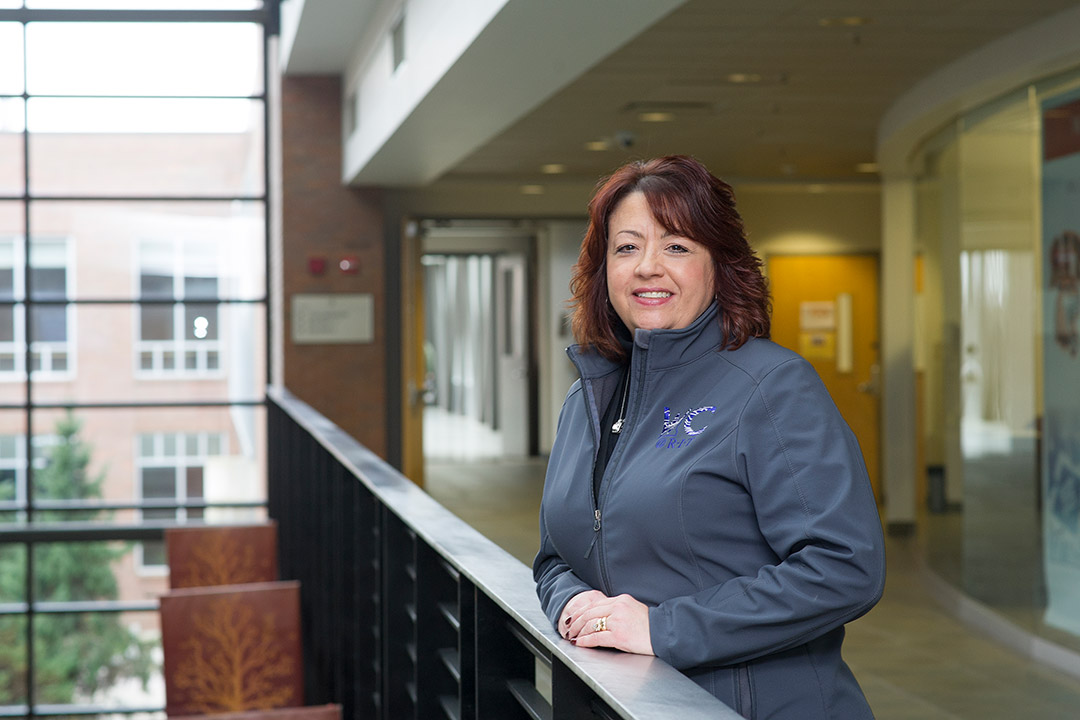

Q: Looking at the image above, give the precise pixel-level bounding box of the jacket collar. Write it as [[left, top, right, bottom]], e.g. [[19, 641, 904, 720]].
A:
[[568, 301, 723, 378]]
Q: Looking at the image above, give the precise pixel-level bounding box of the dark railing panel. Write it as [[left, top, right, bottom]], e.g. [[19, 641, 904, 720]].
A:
[[267, 387, 740, 720], [477, 591, 549, 720]]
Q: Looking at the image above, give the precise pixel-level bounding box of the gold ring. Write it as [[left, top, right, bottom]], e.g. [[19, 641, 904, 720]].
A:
[[595, 616, 607, 632]]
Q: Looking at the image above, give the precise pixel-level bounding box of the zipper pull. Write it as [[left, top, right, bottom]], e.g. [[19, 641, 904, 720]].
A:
[[593, 509, 601, 531]]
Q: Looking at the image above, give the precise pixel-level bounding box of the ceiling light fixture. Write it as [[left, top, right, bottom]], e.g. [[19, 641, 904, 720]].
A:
[[638, 111, 675, 122], [726, 73, 763, 84], [541, 163, 566, 174], [585, 140, 611, 151], [856, 162, 879, 173], [520, 185, 545, 195]]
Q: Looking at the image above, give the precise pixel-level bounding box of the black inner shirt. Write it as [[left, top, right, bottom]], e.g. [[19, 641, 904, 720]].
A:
[[591, 321, 634, 503]]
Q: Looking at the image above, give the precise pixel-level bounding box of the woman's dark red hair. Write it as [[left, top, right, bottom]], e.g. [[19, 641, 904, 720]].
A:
[[570, 155, 770, 359]]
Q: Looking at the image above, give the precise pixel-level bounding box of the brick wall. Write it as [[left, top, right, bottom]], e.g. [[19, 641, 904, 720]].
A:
[[280, 75, 387, 457]]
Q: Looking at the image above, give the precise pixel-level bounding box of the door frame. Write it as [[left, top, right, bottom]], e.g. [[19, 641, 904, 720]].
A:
[[399, 220, 540, 474]]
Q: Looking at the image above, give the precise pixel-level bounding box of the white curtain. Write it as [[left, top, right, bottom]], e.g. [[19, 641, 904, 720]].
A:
[[424, 254, 496, 426], [959, 249, 1036, 432]]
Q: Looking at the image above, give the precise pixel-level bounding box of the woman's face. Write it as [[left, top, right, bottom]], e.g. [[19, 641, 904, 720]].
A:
[[606, 191, 716, 334]]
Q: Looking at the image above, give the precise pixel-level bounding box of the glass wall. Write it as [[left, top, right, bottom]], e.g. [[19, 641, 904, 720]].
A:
[[0, 3, 273, 717], [915, 67, 1080, 655]]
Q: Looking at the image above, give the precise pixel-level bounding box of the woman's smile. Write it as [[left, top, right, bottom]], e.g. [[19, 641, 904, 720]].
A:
[[633, 289, 672, 300]]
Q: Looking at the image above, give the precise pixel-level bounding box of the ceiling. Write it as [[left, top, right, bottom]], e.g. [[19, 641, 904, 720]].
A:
[[285, 0, 1080, 190]]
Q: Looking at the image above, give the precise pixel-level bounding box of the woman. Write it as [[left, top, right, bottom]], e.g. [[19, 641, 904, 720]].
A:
[[533, 155, 885, 719]]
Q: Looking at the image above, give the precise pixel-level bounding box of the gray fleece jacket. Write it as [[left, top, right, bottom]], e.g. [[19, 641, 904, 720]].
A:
[[534, 304, 885, 719]]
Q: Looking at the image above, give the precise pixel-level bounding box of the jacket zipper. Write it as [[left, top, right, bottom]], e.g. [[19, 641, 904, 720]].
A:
[[580, 366, 605, 563], [593, 472, 612, 593], [592, 362, 639, 596], [570, 349, 637, 596]]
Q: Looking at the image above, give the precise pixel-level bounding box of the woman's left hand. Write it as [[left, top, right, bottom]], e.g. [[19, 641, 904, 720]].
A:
[[566, 593, 654, 656]]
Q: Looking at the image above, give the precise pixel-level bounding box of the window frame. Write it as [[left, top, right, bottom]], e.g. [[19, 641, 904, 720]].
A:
[[0, 4, 275, 716], [134, 430, 227, 573], [134, 237, 225, 379], [0, 235, 76, 381]]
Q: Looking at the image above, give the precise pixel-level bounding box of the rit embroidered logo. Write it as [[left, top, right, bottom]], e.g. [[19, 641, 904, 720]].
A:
[[655, 406, 715, 449]]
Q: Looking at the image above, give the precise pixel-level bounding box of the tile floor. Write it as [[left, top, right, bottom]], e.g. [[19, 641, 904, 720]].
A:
[[423, 409, 1080, 719]]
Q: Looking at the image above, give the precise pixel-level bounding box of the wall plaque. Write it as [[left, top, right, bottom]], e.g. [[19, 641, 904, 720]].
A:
[[291, 293, 374, 344]]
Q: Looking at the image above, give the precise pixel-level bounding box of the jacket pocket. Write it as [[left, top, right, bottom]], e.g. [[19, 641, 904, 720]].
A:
[[734, 662, 754, 720]]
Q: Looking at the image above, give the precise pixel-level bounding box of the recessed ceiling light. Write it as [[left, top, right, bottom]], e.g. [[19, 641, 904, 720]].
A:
[[638, 111, 675, 122], [726, 73, 763, 84], [520, 184, 545, 195], [585, 140, 611, 151], [807, 184, 827, 194], [541, 163, 566, 174], [818, 16, 871, 27], [856, 162, 879, 173]]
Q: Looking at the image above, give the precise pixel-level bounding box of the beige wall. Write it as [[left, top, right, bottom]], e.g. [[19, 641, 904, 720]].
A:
[[736, 186, 882, 257]]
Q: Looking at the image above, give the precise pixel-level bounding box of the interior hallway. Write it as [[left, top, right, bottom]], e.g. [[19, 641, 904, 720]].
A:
[[424, 411, 1080, 719]]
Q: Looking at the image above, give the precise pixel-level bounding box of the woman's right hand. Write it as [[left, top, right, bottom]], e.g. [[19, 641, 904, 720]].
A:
[[559, 590, 607, 639]]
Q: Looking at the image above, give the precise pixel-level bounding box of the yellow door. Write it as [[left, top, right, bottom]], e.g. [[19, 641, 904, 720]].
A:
[[400, 219, 426, 487], [767, 254, 881, 503]]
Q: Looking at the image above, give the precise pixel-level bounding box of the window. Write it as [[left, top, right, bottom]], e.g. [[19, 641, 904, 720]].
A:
[[2, 6, 271, 712], [0, 434, 23, 520], [136, 431, 225, 569], [391, 13, 406, 71], [137, 238, 221, 375], [345, 87, 359, 135], [0, 237, 72, 377]]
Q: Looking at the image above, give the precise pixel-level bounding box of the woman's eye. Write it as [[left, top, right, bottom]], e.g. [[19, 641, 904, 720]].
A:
[[614, 244, 636, 254], [668, 243, 689, 253]]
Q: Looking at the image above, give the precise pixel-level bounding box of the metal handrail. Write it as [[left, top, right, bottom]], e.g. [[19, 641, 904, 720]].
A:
[[268, 385, 739, 720]]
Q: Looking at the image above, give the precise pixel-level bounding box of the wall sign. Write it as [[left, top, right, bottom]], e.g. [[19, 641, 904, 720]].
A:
[[291, 293, 374, 344], [799, 300, 836, 330]]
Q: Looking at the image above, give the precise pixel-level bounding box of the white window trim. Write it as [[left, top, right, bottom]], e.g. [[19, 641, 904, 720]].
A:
[[0, 236, 77, 382], [134, 238, 226, 380]]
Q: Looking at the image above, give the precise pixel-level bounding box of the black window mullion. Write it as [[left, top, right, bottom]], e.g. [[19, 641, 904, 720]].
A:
[[22, 17, 36, 717], [6, 4, 277, 717], [262, 18, 274, 392]]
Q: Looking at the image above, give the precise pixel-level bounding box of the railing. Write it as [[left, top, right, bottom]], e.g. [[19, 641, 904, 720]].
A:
[[267, 387, 739, 720]]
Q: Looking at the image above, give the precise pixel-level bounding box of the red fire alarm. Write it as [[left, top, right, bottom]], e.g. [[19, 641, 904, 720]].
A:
[[308, 255, 327, 275], [339, 255, 360, 274]]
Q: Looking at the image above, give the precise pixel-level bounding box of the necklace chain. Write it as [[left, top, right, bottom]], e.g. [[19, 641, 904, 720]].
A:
[[611, 375, 630, 434]]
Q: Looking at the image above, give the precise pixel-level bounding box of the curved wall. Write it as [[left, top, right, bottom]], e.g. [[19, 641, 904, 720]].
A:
[[876, 4, 1080, 677]]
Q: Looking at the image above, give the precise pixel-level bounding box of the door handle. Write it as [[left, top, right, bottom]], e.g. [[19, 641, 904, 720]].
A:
[[407, 380, 425, 409], [857, 364, 881, 396]]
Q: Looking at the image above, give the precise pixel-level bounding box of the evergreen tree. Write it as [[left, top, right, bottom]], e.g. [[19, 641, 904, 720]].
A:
[[0, 412, 153, 705]]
